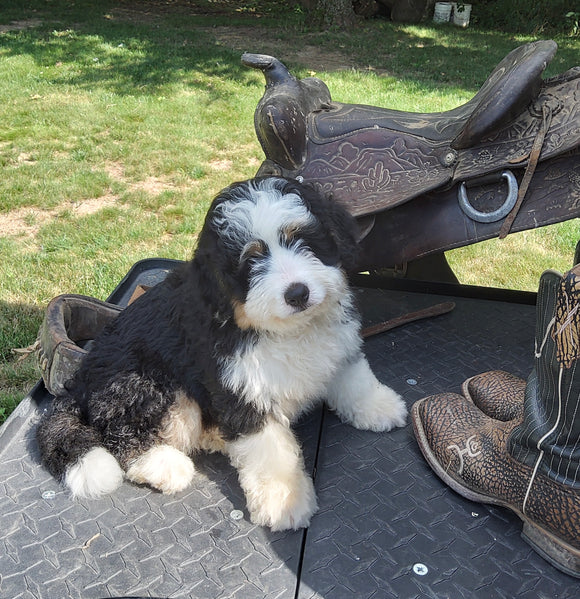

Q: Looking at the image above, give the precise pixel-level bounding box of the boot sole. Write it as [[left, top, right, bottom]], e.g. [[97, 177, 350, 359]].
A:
[[411, 400, 580, 579]]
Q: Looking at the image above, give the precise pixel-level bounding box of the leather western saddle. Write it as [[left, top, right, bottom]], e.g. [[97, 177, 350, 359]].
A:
[[243, 41, 580, 274]]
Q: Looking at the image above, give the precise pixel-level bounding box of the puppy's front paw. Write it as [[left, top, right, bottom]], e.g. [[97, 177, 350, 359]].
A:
[[246, 469, 318, 531], [349, 384, 407, 432]]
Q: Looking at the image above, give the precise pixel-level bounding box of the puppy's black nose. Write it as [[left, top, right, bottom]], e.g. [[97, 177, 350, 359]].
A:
[[284, 282, 310, 309]]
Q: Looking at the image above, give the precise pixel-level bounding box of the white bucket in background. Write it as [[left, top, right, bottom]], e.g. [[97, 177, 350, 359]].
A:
[[433, 2, 453, 23], [452, 3, 472, 27]]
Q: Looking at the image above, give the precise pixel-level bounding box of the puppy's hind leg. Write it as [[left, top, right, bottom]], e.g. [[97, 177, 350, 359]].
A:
[[36, 401, 124, 499], [125, 393, 202, 494], [126, 444, 196, 494], [325, 355, 407, 432], [227, 416, 317, 531]]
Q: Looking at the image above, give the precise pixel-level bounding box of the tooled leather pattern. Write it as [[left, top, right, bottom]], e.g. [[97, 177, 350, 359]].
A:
[[417, 393, 580, 548]]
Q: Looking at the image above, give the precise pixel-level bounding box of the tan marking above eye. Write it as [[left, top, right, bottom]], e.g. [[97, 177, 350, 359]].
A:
[[280, 224, 302, 244], [241, 239, 267, 262]]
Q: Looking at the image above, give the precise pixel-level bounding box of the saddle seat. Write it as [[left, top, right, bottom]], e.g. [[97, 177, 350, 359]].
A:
[[244, 40, 580, 218], [312, 40, 557, 149], [243, 40, 557, 171]]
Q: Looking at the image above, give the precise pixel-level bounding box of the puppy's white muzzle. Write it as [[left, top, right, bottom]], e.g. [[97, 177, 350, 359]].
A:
[[244, 248, 343, 331]]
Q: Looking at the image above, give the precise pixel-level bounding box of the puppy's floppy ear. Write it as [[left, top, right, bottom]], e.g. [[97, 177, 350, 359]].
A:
[[192, 185, 245, 313], [287, 179, 360, 272]]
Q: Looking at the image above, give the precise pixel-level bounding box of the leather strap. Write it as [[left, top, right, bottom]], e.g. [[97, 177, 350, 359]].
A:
[[362, 302, 455, 338], [499, 104, 553, 239]]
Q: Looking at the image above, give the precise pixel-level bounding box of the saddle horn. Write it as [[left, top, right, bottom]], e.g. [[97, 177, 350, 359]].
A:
[[242, 53, 296, 88], [243, 52, 332, 171]]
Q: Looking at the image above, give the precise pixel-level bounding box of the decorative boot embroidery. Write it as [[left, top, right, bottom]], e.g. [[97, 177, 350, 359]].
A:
[[535, 316, 555, 359], [524, 366, 566, 513], [553, 271, 580, 369], [447, 435, 481, 475]]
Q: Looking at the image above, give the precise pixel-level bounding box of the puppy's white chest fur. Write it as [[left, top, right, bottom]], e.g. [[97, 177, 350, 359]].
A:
[[220, 299, 361, 421]]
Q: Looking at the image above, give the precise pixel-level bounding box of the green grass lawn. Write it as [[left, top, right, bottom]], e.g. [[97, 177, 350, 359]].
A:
[[1, 0, 579, 423]]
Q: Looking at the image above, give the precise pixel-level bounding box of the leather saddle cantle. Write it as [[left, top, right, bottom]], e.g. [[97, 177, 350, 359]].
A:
[[243, 41, 580, 274]]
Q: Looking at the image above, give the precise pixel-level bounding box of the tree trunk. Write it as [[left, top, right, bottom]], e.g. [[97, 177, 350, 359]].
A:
[[300, 0, 357, 30]]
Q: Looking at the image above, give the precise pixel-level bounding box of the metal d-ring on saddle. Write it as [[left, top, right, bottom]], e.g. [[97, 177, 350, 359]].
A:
[[243, 41, 580, 274], [458, 170, 518, 224]]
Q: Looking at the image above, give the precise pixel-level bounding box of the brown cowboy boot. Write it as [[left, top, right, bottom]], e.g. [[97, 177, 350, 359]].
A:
[[411, 265, 580, 577], [459, 245, 580, 423], [461, 370, 526, 421]]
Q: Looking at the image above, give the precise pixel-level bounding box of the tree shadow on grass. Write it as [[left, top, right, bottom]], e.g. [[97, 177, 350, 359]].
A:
[[2, 0, 577, 105], [1, 22, 254, 100]]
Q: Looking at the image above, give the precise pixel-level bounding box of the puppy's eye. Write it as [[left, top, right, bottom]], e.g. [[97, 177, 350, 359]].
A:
[[301, 225, 340, 266], [240, 240, 268, 263]]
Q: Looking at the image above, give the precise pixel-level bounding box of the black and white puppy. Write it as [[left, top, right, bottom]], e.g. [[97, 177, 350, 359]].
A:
[[37, 176, 406, 531]]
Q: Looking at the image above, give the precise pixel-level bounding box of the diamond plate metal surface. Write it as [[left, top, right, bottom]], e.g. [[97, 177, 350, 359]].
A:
[[1, 262, 578, 598], [0, 400, 315, 599], [298, 286, 578, 599]]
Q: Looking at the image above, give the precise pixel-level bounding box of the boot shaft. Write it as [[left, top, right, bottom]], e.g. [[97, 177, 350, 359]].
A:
[[509, 265, 580, 489]]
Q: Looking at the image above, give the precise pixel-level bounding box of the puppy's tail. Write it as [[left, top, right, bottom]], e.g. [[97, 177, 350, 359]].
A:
[[36, 395, 124, 498]]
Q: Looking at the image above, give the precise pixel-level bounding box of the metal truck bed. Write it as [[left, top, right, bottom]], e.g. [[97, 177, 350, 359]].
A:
[[0, 259, 577, 598]]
